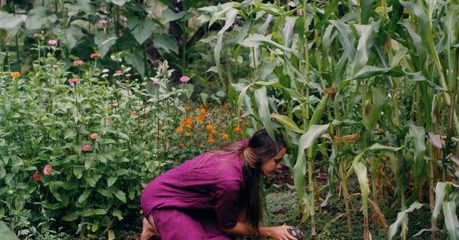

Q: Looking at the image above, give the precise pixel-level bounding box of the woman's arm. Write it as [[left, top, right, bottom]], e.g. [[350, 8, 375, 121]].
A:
[[222, 221, 297, 240]]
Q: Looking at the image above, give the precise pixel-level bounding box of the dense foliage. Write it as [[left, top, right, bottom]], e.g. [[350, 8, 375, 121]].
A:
[[1, 0, 459, 239]]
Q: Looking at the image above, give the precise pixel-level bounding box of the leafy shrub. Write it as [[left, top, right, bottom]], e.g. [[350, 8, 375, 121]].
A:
[[0, 50, 240, 238]]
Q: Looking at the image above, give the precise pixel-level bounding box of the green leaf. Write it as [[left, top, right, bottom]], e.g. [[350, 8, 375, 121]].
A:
[[77, 190, 92, 204], [254, 86, 273, 138], [433, 182, 449, 221], [443, 201, 459, 240], [352, 65, 404, 80], [131, 19, 156, 44], [107, 176, 117, 187], [25, 7, 57, 30], [115, 190, 126, 203], [94, 32, 118, 57], [0, 12, 22, 30], [240, 33, 294, 52], [0, 221, 18, 240], [125, 51, 145, 76], [61, 25, 84, 50], [293, 124, 330, 219], [214, 8, 239, 77], [271, 113, 304, 133], [409, 123, 426, 178], [388, 202, 423, 240], [282, 16, 297, 48], [329, 20, 355, 60], [110, 0, 128, 6], [360, 0, 375, 24], [352, 23, 379, 75], [112, 209, 123, 220], [354, 162, 370, 212], [160, 9, 187, 25], [62, 211, 81, 221], [151, 34, 178, 54]]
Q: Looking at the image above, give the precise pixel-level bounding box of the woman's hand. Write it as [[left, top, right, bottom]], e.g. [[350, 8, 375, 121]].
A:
[[260, 225, 298, 240]]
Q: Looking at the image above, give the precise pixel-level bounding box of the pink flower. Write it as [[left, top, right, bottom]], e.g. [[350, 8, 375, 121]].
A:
[[124, 73, 131, 78], [98, 19, 108, 24], [48, 39, 58, 46], [82, 144, 91, 152], [113, 70, 123, 77], [68, 78, 81, 85], [180, 76, 190, 83], [158, 65, 167, 71], [90, 133, 98, 139], [33, 171, 41, 182], [73, 60, 84, 66], [90, 52, 101, 59], [43, 164, 52, 176]]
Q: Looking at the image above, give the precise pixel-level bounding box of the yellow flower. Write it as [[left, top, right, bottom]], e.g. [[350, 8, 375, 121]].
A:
[[176, 126, 184, 133], [208, 136, 214, 143], [185, 131, 190, 137], [11, 72, 21, 78], [206, 124, 213, 132], [222, 133, 229, 140], [211, 129, 217, 135]]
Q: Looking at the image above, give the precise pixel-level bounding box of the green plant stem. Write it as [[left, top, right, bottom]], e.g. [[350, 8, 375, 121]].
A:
[[341, 163, 353, 233]]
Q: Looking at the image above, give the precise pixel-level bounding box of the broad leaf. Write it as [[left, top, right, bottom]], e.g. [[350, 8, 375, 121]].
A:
[[125, 52, 145, 76], [271, 113, 304, 133], [152, 34, 178, 54], [443, 201, 459, 240], [94, 32, 118, 57], [25, 7, 57, 30], [388, 202, 423, 240]]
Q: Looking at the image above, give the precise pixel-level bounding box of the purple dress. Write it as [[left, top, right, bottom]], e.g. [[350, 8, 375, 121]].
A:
[[141, 141, 248, 240]]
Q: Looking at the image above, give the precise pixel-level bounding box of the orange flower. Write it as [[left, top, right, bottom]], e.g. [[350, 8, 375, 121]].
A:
[[196, 113, 205, 122], [11, 71, 21, 78], [211, 129, 217, 135], [181, 118, 193, 128], [199, 106, 206, 114], [234, 125, 241, 134], [206, 124, 213, 132], [185, 131, 191, 137], [222, 133, 229, 140], [208, 136, 214, 143], [176, 126, 184, 133]]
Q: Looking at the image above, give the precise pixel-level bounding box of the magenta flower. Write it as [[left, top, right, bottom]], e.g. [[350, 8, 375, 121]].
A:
[[90, 133, 98, 139], [43, 164, 52, 176], [68, 78, 81, 85], [98, 19, 108, 24], [82, 144, 91, 152], [124, 73, 131, 78], [48, 39, 58, 46], [73, 60, 84, 66], [180, 76, 190, 83]]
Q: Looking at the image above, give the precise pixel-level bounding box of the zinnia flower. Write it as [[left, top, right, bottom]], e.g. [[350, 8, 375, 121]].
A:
[[176, 126, 184, 133], [73, 60, 84, 66], [222, 133, 229, 140], [98, 19, 108, 24], [179, 76, 190, 83], [68, 78, 81, 85], [82, 144, 91, 152], [11, 72, 21, 78], [33, 172, 41, 182], [158, 65, 167, 71], [208, 136, 214, 143], [33, 33, 44, 39], [90, 133, 98, 139], [90, 52, 101, 59], [206, 124, 213, 132], [48, 39, 58, 46], [124, 73, 131, 78], [43, 164, 52, 176]]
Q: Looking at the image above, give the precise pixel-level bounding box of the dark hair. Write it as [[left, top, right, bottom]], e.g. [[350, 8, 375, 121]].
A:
[[240, 129, 286, 232]]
